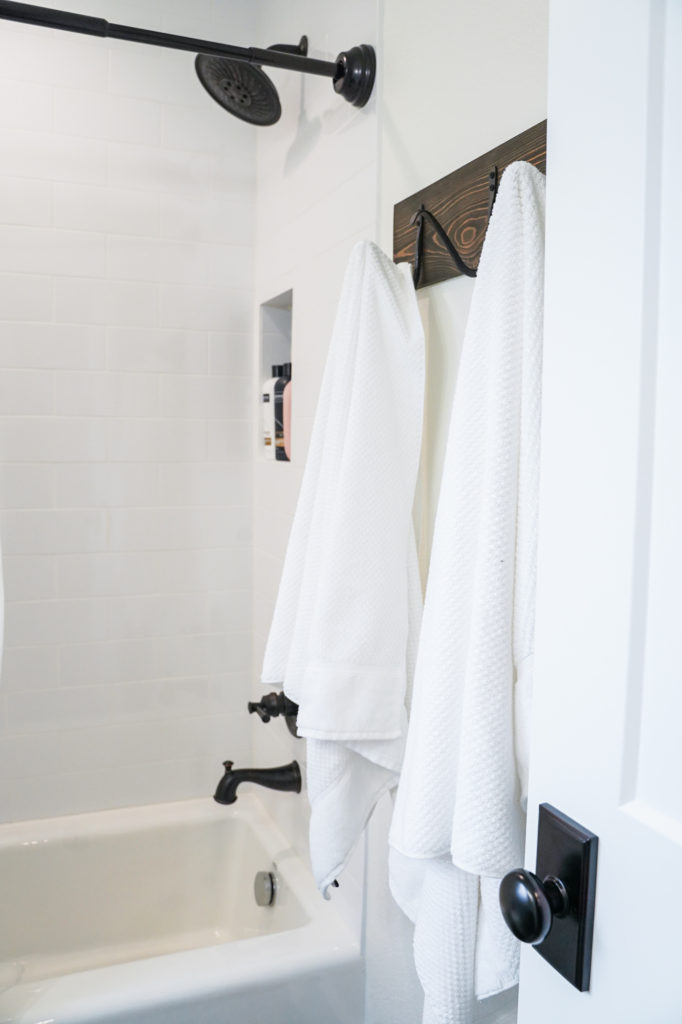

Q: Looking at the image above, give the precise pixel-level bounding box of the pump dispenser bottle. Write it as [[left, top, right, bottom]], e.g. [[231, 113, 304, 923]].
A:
[[282, 362, 292, 461], [275, 362, 291, 462], [262, 364, 282, 459]]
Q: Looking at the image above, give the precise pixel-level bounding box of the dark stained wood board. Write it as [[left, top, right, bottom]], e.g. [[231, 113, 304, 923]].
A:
[[393, 120, 547, 289]]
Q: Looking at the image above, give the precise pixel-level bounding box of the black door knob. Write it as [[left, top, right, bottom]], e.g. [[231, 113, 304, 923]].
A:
[[498, 869, 570, 945]]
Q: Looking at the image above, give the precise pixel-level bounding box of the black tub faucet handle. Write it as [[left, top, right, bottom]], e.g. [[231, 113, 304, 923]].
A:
[[248, 691, 300, 736]]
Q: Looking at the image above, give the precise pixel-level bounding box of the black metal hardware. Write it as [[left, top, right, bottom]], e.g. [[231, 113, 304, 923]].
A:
[[0, 1, 376, 109], [268, 36, 308, 58], [214, 760, 302, 805], [499, 869, 569, 945], [332, 43, 376, 108], [248, 691, 300, 737], [499, 803, 598, 991], [487, 164, 498, 218], [409, 162, 501, 287], [410, 205, 477, 285], [0, 1, 333, 73]]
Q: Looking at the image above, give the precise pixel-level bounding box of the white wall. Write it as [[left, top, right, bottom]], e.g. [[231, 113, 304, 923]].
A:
[[0, 0, 256, 822]]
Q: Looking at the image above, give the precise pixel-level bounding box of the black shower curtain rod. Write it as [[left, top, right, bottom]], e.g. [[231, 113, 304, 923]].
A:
[[0, 0, 376, 107]]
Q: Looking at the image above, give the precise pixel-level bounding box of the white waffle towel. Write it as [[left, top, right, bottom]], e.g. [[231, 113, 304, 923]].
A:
[[389, 162, 546, 1023], [262, 240, 425, 896]]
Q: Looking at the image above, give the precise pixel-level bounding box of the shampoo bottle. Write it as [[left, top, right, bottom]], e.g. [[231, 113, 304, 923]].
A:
[[283, 362, 292, 462], [275, 362, 291, 462], [262, 364, 282, 459]]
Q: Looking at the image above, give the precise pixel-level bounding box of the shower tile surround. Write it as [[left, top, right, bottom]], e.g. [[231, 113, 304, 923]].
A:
[[0, 0, 258, 821], [0, 0, 380, 960]]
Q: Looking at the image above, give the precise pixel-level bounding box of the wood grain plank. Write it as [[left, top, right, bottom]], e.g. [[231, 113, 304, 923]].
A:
[[393, 120, 547, 288]]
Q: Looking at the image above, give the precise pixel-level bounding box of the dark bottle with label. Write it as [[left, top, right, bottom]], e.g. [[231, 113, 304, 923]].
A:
[[274, 362, 291, 462], [283, 362, 292, 461]]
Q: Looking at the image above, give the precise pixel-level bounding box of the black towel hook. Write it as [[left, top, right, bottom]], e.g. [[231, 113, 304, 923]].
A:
[[410, 164, 499, 287], [410, 205, 476, 285]]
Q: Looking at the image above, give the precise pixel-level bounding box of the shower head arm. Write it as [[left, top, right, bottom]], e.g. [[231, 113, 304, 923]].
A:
[[110, 33, 338, 80], [0, 0, 339, 78]]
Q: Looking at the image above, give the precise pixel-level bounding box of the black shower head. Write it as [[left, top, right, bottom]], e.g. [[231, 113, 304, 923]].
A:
[[195, 56, 281, 126], [0, 3, 376, 121], [194, 38, 310, 126]]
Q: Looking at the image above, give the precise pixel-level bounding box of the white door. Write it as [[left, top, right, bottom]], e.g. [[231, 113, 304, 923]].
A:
[[519, 0, 682, 1020]]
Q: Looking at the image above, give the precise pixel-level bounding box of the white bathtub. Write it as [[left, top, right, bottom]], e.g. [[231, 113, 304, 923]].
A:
[[0, 795, 363, 1024]]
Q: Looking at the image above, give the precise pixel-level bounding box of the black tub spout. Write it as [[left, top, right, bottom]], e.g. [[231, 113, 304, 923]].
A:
[[214, 760, 302, 805]]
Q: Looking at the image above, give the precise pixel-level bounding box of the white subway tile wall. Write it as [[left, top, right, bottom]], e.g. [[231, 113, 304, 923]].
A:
[[0, 2, 257, 822]]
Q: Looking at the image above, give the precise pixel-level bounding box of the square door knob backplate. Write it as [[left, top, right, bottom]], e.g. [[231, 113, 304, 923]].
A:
[[499, 803, 598, 991]]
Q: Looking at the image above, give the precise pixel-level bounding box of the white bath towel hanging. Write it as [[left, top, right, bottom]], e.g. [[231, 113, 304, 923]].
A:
[[389, 161, 546, 1024], [262, 240, 425, 897]]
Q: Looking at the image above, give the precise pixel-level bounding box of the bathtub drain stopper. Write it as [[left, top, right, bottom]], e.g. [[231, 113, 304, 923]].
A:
[[254, 870, 277, 907]]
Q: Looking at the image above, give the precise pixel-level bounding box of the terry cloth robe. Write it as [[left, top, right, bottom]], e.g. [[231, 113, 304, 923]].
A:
[[389, 162, 546, 1024], [262, 240, 425, 896]]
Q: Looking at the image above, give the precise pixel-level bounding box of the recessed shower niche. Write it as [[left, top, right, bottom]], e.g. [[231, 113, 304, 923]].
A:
[[260, 291, 293, 462]]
